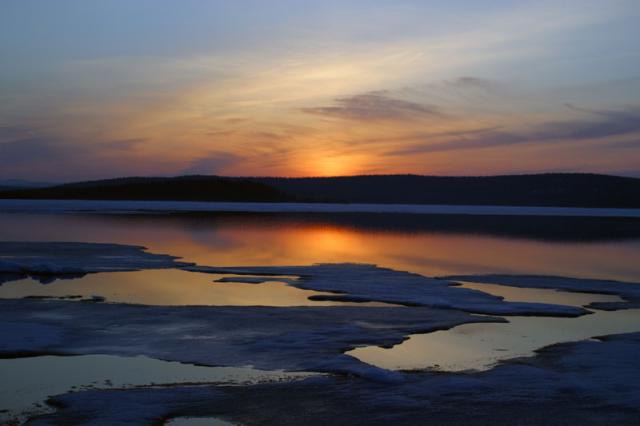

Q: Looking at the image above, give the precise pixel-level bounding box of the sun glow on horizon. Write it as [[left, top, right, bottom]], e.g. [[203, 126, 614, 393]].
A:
[[1, 1, 639, 181], [313, 156, 358, 177]]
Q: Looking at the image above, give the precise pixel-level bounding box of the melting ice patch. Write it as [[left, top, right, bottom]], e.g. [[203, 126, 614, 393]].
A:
[[0, 241, 190, 285], [0, 354, 311, 424]]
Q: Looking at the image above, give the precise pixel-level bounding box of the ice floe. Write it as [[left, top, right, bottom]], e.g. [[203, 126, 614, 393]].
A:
[[27, 333, 640, 425], [0, 299, 499, 381], [443, 274, 640, 310], [0, 242, 191, 285], [187, 264, 590, 317], [2, 241, 639, 424]]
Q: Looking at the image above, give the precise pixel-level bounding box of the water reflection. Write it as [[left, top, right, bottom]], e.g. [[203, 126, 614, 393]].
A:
[[0, 212, 639, 282], [0, 355, 310, 422], [167, 418, 235, 426], [349, 309, 640, 372], [2, 210, 638, 421], [348, 284, 640, 372], [458, 282, 623, 307], [0, 269, 388, 307]]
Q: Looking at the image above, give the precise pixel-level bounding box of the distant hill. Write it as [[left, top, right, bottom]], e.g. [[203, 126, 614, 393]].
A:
[[252, 174, 640, 207], [0, 176, 285, 202], [1, 173, 639, 208]]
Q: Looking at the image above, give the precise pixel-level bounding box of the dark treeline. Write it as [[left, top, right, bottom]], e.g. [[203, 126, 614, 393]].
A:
[[1, 173, 639, 208], [0, 176, 285, 202], [253, 174, 640, 207]]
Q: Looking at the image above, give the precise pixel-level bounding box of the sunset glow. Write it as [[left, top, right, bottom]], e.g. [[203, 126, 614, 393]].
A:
[[1, 1, 639, 181], [1, 4, 639, 422]]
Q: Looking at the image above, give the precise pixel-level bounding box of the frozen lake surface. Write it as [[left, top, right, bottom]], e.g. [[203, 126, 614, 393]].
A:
[[349, 283, 639, 371], [0, 269, 391, 307], [0, 354, 310, 423], [2, 198, 640, 217], [1, 209, 640, 423]]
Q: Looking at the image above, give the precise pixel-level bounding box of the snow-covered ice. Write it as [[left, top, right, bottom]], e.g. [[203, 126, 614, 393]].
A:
[[0, 298, 500, 380], [27, 333, 640, 425], [0, 354, 311, 424], [443, 274, 640, 310], [2, 199, 640, 217], [1, 241, 639, 424], [0, 241, 191, 285], [187, 264, 590, 317]]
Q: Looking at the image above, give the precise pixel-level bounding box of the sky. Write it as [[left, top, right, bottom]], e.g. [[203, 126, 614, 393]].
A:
[[1, 0, 639, 182]]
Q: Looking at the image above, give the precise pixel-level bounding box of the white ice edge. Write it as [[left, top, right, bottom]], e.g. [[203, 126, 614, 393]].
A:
[[1, 199, 640, 217]]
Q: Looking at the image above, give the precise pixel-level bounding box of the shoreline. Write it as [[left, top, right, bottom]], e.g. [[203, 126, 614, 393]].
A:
[[1, 199, 640, 218]]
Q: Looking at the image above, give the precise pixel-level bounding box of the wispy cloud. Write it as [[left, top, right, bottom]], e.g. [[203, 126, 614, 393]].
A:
[[0, 135, 145, 163], [0, 136, 70, 163], [0, 132, 164, 181], [443, 77, 503, 93], [0, 126, 38, 143], [387, 105, 640, 155], [302, 92, 444, 122], [181, 152, 243, 175], [535, 105, 640, 141], [1, 1, 639, 178], [99, 138, 146, 151]]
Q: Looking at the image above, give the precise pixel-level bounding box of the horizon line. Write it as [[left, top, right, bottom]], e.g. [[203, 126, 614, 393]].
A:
[[14, 171, 637, 186]]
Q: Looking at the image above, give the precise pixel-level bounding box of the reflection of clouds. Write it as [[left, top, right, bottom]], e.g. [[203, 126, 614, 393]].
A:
[[182, 222, 242, 253]]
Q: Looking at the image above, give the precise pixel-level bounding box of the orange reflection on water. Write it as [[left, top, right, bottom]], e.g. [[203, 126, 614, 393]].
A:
[[198, 224, 640, 282], [349, 283, 639, 372], [1, 213, 639, 282], [0, 269, 387, 307], [349, 308, 640, 372]]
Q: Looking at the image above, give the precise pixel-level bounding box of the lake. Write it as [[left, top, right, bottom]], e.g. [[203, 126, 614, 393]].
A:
[[1, 206, 640, 422], [1, 208, 639, 281]]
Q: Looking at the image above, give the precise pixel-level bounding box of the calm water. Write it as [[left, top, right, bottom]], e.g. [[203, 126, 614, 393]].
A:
[[0, 269, 390, 307], [349, 283, 639, 371], [1, 211, 639, 281], [0, 354, 310, 423], [350, 308, 640, 372], [167, 418, 235, 426]]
